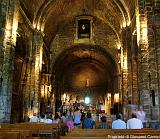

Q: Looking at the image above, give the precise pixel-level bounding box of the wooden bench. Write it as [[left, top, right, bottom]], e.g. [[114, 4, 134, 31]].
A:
[[62, 128, 160, 139], [0, 128, 32, 138], [66, 133, 109, 137], [0, 132, 20, 139], [1, 123, 66, 139], [60, 137, 109, 139]]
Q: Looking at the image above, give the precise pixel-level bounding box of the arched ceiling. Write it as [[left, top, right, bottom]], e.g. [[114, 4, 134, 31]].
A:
[[20, 0, 135, 46], [53, 45, 118, 91]]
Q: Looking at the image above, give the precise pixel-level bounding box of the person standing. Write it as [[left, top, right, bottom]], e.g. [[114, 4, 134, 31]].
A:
[[73, 108, 81, 127], [137, 106, 146, 127], [112, 114, 126, 129]]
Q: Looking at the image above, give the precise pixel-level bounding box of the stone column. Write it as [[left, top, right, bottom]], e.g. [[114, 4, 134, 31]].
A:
[[0, 0, 18, 123], [31, 30, 43, 115], [136, 0, 151, 120], [152, 0, 160, 122], [130, 34, 139, 105], [121, 27, 129, 115]]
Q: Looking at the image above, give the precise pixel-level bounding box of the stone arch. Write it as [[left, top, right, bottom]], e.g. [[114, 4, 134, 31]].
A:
[[52, 44, 119, 95]]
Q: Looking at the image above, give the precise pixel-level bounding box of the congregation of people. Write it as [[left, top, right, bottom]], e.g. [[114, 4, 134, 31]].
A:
[[29, 106, 146, 130]]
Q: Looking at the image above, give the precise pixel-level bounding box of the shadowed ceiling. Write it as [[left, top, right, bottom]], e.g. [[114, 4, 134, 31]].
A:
[[20, 0, 135, 46]]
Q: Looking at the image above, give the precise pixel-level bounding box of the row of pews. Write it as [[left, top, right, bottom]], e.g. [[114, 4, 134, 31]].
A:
[[0, 122, 67, 139], [1, 123, 160, 139], [60, 128, 160, 139]]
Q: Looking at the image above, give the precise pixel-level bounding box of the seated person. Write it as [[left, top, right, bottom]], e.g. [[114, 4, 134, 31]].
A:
[[82, 112, 95, 129], [66, 115, 74, 132], [98, 116, 109, 129], [61, 112, 67, 123], [127, 113, 143, 129], [39, 113, 45, 122], [112, 113, 126, 129], [44, 114, 53, 124], [53, 113, 61, 124], [29, 113, 39, 122]]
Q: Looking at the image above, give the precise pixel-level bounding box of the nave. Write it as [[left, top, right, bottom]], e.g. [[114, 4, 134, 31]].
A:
[[1, 0, 160, 131]]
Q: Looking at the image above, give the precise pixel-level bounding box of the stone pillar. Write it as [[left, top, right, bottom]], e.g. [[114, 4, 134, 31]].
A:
[[131, 58, 139, 105], [31, 30, 43, 115], [121, 27, 129, 115], [151, 0, 160, 122], [129, 34, 139, 105], [0, 0, 18, 123], [136, 0, 151, 120]]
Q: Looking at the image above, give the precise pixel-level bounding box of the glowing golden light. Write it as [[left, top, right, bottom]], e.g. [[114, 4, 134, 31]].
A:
[[40, 46, 43, 70], [141, 26, 148, 46], [114, 93, 119, 103], [63, 93, 66, 102], [122, 21, 127, 28], [123, 56, 128, 70], [127, 20, 131, 26], [117, 42, 121, 50], [41, 86, 45, 98], [135, 0, 140, 46], [33, 22, 36, 29], [37, 24, 40, 31], [27, 110, 34, 118], [107, 93, 111, 99]]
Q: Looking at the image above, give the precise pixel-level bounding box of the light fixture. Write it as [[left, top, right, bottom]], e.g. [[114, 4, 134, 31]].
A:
[[85, 96, 90, 104]]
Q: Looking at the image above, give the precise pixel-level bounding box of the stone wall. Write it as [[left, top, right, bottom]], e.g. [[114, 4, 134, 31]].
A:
[[50, 18, 120, 75]]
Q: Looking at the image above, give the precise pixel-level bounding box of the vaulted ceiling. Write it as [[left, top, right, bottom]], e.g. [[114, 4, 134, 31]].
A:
[[19, 0, 135, 92], [20, 0, 135, 46]]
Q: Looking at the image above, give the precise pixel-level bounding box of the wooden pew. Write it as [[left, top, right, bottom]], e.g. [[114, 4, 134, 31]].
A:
[[64, 129, 113, 138], [111, 129, 160, 139], [112, 129, 159, 134], [61, 128, 160, 139], [0, 132, 20, 139], [66, 133, 108, 137], [1, 123, 66, 139], [0, 128, 32, 139], [60, 137, 109, 139], [71, 129, 112, 133]]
